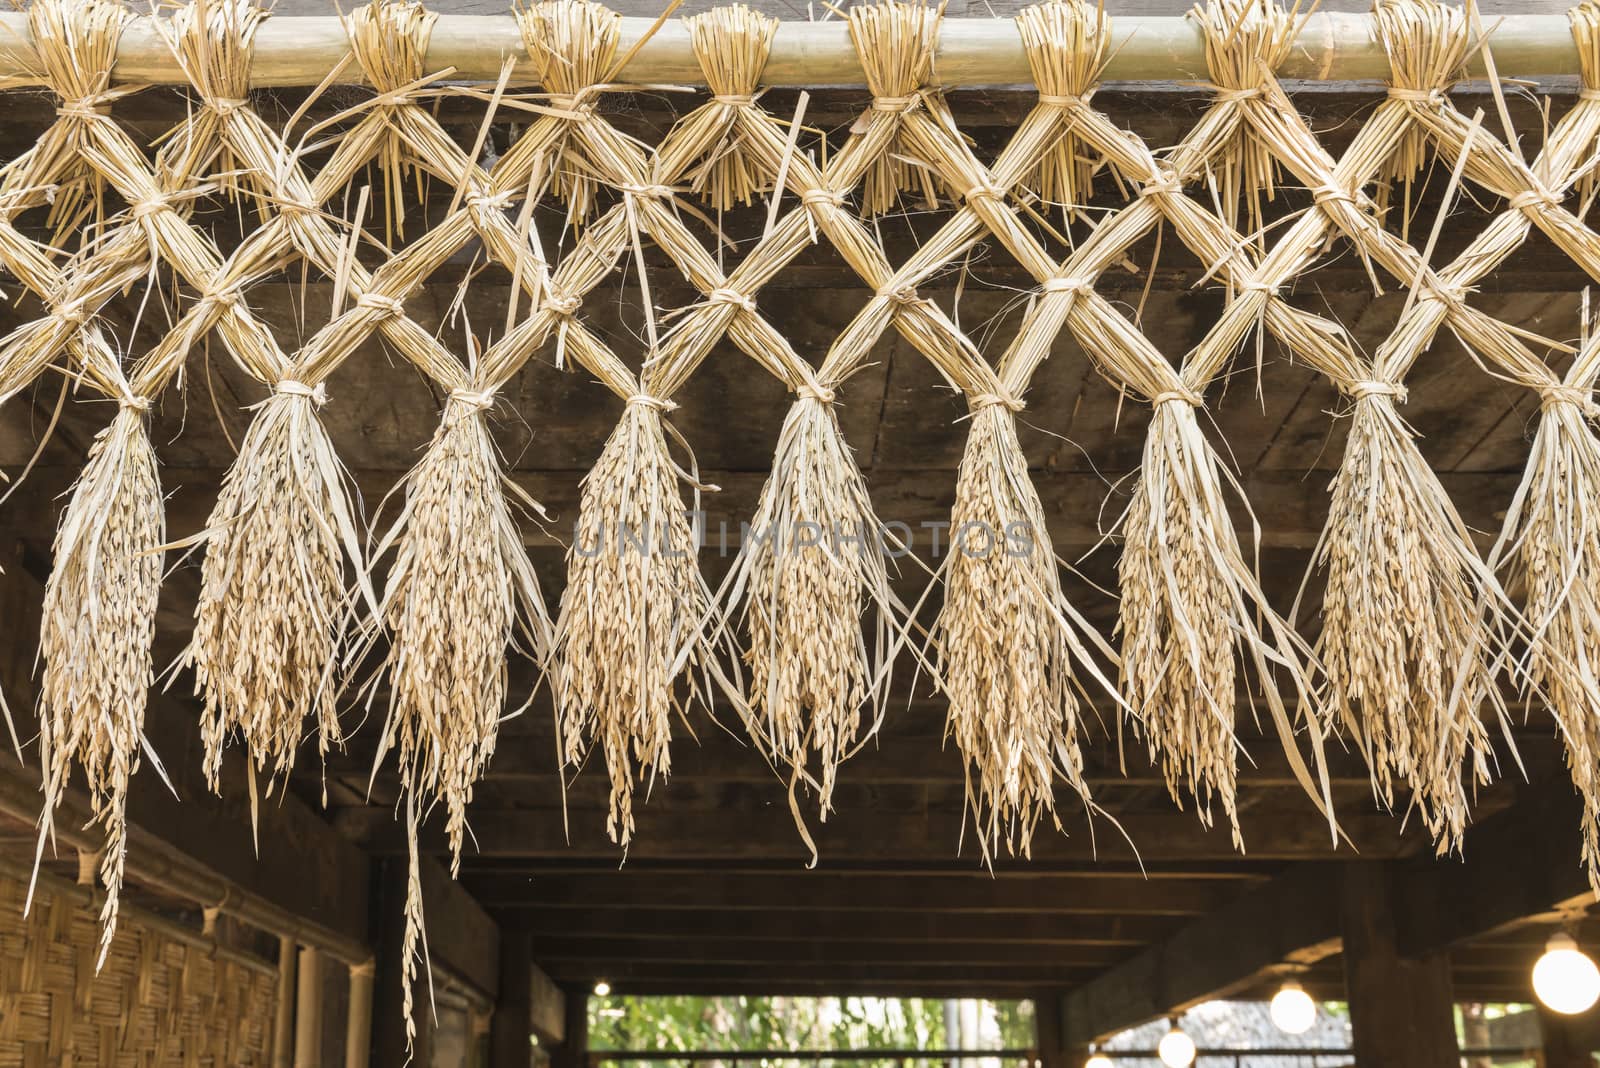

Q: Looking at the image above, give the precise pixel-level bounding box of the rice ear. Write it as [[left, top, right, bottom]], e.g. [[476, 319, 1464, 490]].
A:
[[934, 401, 1118, 861], [360, 395, 552, 874], [186, 385, 365, 807], [723, 394, 907, 822], [35, 405, 163, 968], [554, 398, 737, 847], [1313, 394, 1507, 853]]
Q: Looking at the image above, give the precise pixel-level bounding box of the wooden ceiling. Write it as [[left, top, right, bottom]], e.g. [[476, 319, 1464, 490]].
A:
[[0, 0, 1594, 1034]]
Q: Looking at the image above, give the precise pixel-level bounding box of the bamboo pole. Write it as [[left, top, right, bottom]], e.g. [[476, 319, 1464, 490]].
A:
[[0, 11, 1579, 88]]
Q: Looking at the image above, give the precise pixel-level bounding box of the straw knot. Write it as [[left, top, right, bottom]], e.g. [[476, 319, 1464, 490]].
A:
[[619, 183, 675, 199], [796, 382, 836, 405], [878, 284, 921, 305], [1041, 276, 1091, 297], [207, 97, 250, 115], [201, 283, 246, 309], [544, 290, 582, 316], [1211, 86, 1263, 103], [1387, 86, 1447, 106], [1311, 183, 1357, 207], [117, 393, 151, 414], [964, 183, 1005, 202], [1510, 187, 1562, 212], [449, 388, 496, 414], [1582, 87, 1600, 101], [1036, 92, 1089, 111], [129, 194, 171, 220], [56, 298, 91, 327], [802, 188, 846, 209], [713, 94, 754, 107], [1348, 380, 1408, 403], [706, 288, 756, 314], [356, 292, 405, 318], [275, 379, 328, 407], [1139, 177, 1184, 198], [1150, 388, 1203, 409], [871, 94, 921, 112], [626, 393, 677, 412], [1539, 383, 1600, 414], [55, 99, 112, 121], [969, 391, 1025, 413]]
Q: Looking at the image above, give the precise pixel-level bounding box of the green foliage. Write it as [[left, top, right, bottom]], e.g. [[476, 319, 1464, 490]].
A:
[[589, 996, 1034, 1062]]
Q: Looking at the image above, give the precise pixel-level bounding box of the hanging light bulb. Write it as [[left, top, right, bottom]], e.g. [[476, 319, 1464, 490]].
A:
[[1534, 932, 1600, 1015], [593, 980, 612, 997], [1270, 979, 1317, 1034], [1156, 1020, 1196, 1068], [1083, 1050, 1113, 1068]]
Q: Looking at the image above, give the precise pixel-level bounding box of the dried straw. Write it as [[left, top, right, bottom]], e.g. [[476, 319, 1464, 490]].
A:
[[518, 0, 621, 228], [848, 1, 950, 216], [1015, 0, 1112, 212], [556, 396, 731, 847], [34, 403, 162, 969], [671, 6, 779, 212]]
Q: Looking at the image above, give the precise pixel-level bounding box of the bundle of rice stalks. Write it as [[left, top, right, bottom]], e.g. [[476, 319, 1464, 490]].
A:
[[934, 396, 1117, 861], [1189, 0, 1296, 246], [185, 376, 367, 817], [848, 1, 951, 216], [1372, 0, 1468, 221], [518, 0, 621, 229], [344, 0, 438, 243], [1015, 0, 1112, 213], [722, 389, 902, 827], [34, 403, 162, 967], [661, 6, 778, 213], [555, 395, 734, 847], [158, 0, 267, 212], [1492, 352, 1600, 888], [1118, 390, 1330, 848], [1312, 382, 1507, 852], [361, 390, 552, 874]]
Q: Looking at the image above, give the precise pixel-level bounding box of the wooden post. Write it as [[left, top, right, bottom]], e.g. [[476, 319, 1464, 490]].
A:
[[1341, 862, 1459, 1068], [294, 946, 324, 1068], [548, 985, 590, 1068], [345, 961, 375, 1068], [273, 936, 297, 1068], [1537, 1004, 1599, 1067], [1033, 992, 1065, 1068], [490, 931, 535, 1068]]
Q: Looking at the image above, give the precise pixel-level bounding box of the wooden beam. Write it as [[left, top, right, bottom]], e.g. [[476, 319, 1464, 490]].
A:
[[1059, 864, 1345, 1048], [338, 799, 1419, 863], [469, 871, 1253, 916], [1393, 777, 1595, 956], [509, 906, 1175, 945], [548, 962, 1099, 991], [1341, 863, 1460, 1068], [527, 935, 1127, 969]]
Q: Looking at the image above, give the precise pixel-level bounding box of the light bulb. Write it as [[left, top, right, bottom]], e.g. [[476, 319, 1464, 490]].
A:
[[1534, 932, 1600, 1015], [1157, 1025, 1196, 1068], [1084, 1054, 1113, 1068], [593, 980, 612, 997], [1270, 979, 1317, 1034]]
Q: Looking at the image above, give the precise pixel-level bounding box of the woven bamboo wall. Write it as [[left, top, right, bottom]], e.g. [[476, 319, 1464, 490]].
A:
[[0, 874, 276, 1066]]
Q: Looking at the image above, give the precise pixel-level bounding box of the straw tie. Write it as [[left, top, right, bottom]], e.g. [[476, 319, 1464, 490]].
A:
[[448, 388, 496, 413], [626, 393, 678, 412], [1539, 382, 1600, 416], [274, 379, 328, 407], [1349, 380, 1410, 403], [1150, 388, 1204, 409], [969, 391, 1026, 413]]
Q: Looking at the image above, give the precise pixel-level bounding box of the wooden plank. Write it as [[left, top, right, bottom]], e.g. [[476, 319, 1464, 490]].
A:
[[467, 871, 1254, 916], [526, 935, 1127, 968], [1059, 864, 1346, 1048], [546, 961, 1101, 991]]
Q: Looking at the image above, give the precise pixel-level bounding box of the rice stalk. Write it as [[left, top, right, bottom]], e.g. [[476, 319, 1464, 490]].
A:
[[1313, 389, 1504, 852], [723, 392, 901, 821], [361, 392, 551, 874], [668, 6, 779, 213], [1371, 0, 1468, 221], [934, 400, 1115, 861], [34, 404, 162, 968], [518, 0, 621, 229], [555, 397, 731, 847], [185, 381, 365, 811]]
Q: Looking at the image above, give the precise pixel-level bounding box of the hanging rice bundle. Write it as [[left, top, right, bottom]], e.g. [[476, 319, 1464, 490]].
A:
[[660, 6, 779, 213], [344, 0, 438, 242], [186, 373, 367, 812], [935, 395, 1116, 860], [1312, 381, 1506, 851], [1014, 0, 1112, 212], [519, 0, 621, 228], [1493, 341, 1600, 886], [723, 387, 903, 826], [34, 402, 161, 967], [556, 394, 731, 847], [848, 1, 951, 216]]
